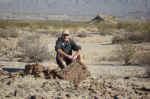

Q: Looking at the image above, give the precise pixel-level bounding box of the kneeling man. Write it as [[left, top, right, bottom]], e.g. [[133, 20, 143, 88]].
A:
[[55, 30, 83, 69]]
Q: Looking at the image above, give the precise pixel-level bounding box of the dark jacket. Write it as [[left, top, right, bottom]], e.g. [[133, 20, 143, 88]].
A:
[[55, 37, 81, 55]]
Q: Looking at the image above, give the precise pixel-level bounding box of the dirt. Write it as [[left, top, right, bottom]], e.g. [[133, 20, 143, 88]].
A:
[[0, 29, 150, 99]]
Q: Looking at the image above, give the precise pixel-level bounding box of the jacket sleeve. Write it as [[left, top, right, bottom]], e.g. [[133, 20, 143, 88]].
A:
[[70, 39, 81, 51], [55, 39, 62, 52]]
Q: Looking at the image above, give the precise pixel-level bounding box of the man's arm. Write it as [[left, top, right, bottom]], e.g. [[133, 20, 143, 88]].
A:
[[73, 49, 81, 58], [70, 39, 81, 60], [55, 39, 74, 60], [57, 49, 73, 59], [57, 49, 68, 57], [70, 39, 81, 51]]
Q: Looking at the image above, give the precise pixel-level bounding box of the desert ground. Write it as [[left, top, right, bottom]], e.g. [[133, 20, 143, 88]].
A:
[[0, 16, 150, 99]]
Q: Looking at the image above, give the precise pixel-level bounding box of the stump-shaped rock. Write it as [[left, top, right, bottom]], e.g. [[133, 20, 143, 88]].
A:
[[24, 64, 45, 77], [24, 62, 91, 85], [58, 62, 91, 85]]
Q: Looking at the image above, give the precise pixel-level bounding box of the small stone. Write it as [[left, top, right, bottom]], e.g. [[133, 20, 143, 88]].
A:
[[24, 64, 45, 77], [30, 95, 46, 99]]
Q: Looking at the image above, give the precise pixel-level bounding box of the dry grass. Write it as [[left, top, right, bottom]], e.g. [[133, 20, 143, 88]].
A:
[[0, 20, 88, 30], [0, 38, 19, 61], [138, 51, 150, 76], [95, 22, 117, 35], [0, 28, 19, 39], [137, 51, 150, 65], [0, 39, 8, 53], [18, 34, 52, 63], [117, 22, 140, 32], [117, 42, 136, 65], [114, 19, 150, 43]]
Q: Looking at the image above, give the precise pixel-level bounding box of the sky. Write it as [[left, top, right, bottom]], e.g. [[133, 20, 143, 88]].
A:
[[0, 0, 150, 16]]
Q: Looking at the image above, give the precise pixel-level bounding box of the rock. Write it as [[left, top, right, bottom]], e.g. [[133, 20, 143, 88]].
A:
[[0, 68, 9, 80], [24, 64, 45, 77], [58, 62, 91, 85], [30, 95, 47, 99], [90, 14, 118, 24], [0, 68, 8, 76], [9, 72, 22, 78], [44, 69, 63, 79], [91, 15, 104, 23], [24, 62, 90, 85]]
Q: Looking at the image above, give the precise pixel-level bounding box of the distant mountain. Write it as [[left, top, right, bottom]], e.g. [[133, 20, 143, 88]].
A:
[[0, 0, 150, 16]]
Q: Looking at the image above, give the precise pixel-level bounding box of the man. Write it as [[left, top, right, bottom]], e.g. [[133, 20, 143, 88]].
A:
[[55, 30, 83, 69]]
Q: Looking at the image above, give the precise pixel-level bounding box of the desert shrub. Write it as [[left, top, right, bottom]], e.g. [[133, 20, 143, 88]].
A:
[[0, 39, 8, 53], [136, 50, 150, 65], [136, 51, 150, 76], [0, 38, 18, 60], [0, 28, 19, 39], [116, 20, 150, 42], [18, 34, 51, 63], [112, 34, 125, 44], [112, 31, 147, 44], [0, 20, 89, 31], [0, 20, 30, 29], [146, 66, 150, 76], [77, 33, 87, 38], [96, 22, 116, 35], [0, 20, 9, 29], [117, 22, 140, 32], [117, 42, 136, 65], [127, 32, 145, 42], [139, 20, 150, 42]]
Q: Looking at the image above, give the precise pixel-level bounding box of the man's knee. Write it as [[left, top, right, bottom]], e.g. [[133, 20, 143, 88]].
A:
[[77, 53, 82, 60]]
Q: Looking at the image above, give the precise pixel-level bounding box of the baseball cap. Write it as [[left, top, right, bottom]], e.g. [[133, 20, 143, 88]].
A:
[[62, 30, 70, 36]]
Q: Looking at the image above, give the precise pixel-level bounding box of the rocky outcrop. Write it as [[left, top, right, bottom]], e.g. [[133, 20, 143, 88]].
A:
[[24, 64, 45, 78], [90, 14, 118, 24], [59, 62, 90, 85], [24, 62, 90, 85], [0, 64, 150, 99]]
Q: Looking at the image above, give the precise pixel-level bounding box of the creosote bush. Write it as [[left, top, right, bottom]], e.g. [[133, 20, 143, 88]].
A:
[[0, 20, 88, 30], [136, 51, 150, 76], [18, 34, 51, 63], [0, 28, 19, 39], [115, 19, 150, 43], [77, 33, 88, 38], [117, 42, 136, 65]]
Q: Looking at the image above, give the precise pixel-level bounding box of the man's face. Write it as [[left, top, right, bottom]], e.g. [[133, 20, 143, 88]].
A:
[[63, 35, 70, 42]]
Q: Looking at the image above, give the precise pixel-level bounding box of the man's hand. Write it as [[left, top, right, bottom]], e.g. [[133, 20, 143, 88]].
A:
[[67, 55, 74, 60], [73, 55, 78, 60]]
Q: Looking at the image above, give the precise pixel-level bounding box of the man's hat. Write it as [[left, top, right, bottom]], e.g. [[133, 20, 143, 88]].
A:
[[62, 30, 70, 36]]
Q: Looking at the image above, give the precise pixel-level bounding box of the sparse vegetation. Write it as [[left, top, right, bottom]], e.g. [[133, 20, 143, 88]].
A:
[[0, 39, 8, 54], [0, 20, 88, 30], [117, 42, 136, 65], [0, 16, 150, 99], [0, 28, 19, 39], [18, 34, 51, 63], [136, 51, 150, 76], [115, 19, 150, 43], [77, 33, 88, 38], [117, 22, 140, 32], [137, 51, 150, 65], [96, 22, 116, 35]]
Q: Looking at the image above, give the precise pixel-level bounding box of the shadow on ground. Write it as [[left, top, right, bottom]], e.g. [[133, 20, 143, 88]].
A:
[[3, 68, 24, 72]]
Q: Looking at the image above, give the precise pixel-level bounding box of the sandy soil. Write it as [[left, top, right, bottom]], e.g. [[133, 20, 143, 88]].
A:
[[0, 33, 150, 99]]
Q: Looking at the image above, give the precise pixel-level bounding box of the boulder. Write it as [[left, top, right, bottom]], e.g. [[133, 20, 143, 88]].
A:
[[90, 14, 118, 24], [0, 68, 8, 76], [30, 95, 47, 99], [58, 62, 91, 85], [24, 62, 91, 85], [24, 64, 45, 77]]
